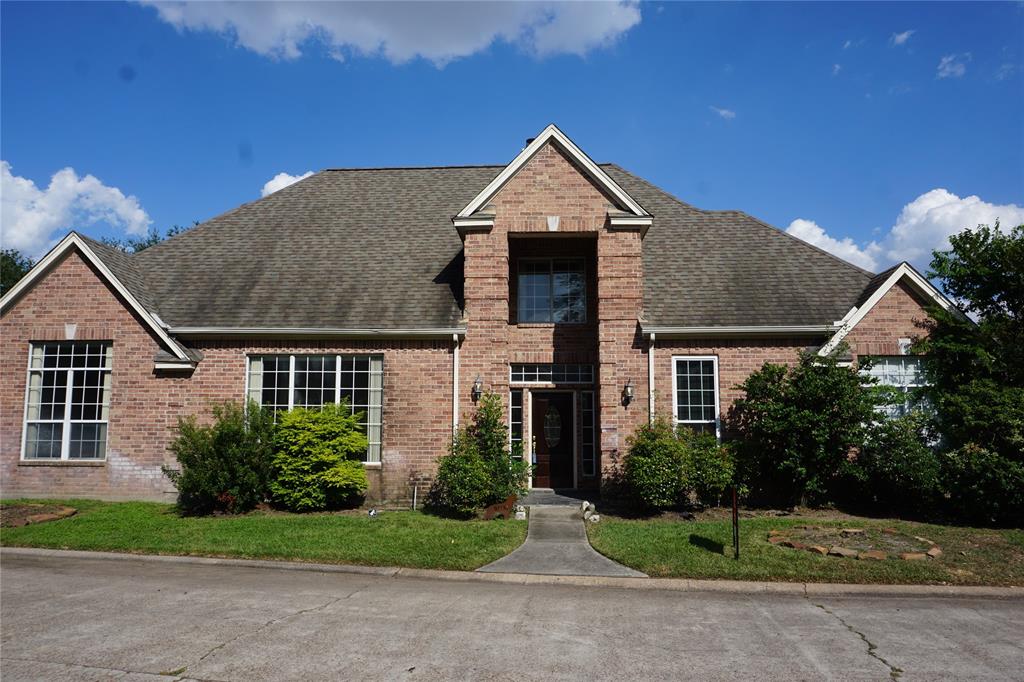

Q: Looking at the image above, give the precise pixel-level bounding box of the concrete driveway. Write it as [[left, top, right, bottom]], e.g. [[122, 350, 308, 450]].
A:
[[2, 551, 1022, 681]]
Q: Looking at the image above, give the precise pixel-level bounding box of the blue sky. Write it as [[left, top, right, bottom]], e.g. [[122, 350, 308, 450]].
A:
[[2, 1, 1022, 272]]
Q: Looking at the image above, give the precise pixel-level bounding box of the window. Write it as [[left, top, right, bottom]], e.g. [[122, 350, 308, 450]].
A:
[[510, 389, 523, 451], [23, 342, 112, 460], [517, 258, 586, 323], [247, 354, 383, 462], [673, 356, 720, 437], [510, 363, 594, 384], [862, 356, 926, 418], [581, 391, 596, 477]]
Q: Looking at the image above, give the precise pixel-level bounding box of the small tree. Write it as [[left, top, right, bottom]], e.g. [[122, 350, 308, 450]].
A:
[[729, 348, 879, 506], [164, 401, 276, 515], [270, 403, 368, 512], [429, 393, 529, 516]]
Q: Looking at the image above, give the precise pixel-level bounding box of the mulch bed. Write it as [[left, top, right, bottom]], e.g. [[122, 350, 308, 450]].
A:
[[1, 503, 77, 528]]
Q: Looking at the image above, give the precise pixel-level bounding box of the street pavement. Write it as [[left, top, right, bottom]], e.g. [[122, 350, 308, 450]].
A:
[[2, 551, 1022, 681]]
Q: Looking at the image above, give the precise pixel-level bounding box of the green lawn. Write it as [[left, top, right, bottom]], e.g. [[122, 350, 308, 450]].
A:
[[1, 500, 527, 571], [588, 515, 1024, 586]]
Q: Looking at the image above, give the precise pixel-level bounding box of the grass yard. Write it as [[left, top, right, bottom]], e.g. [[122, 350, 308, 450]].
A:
[[0, 499, 527, 571], [588, 514, 1024, 586]]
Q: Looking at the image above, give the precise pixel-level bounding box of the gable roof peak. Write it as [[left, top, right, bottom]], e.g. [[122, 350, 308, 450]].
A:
[[455, 123, 650, 220]]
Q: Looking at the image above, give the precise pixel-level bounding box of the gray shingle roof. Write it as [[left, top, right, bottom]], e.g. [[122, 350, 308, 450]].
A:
[[90, 163, 875, 331]]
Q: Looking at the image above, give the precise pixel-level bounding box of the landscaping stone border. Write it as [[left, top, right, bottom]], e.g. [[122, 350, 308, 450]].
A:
[[768, 527, 944, 562], [4, 506, 77, 528]]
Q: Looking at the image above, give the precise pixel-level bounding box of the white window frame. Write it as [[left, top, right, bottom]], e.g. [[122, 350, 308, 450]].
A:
[[671, 355, 721, 439], [860, 355, 927, 418], [509, 363, 595, 385], [246, 354, 384, 464], [21, 342, 112, 461]]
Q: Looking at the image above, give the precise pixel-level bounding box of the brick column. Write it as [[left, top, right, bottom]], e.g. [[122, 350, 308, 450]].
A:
[[596, 228, 647, 475]]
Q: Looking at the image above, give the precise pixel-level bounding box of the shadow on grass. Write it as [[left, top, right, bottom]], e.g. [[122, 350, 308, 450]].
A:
[[689, 534, 725, 555]]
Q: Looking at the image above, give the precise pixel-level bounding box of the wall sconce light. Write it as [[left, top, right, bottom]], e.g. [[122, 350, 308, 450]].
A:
[[472, 376, 483, 402], [622, 379, 634, 405]]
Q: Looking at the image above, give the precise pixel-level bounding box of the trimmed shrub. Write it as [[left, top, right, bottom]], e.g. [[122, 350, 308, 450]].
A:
[[941, 444, 1024, 527], [683, 429, 737, 507], [856, 412, 941, 515], [164, 401, 275, 515], [270, 403, 368, 512], [429, 432, 492, 516], [429, 393, 529, 517], [623, 418, 689, 510]]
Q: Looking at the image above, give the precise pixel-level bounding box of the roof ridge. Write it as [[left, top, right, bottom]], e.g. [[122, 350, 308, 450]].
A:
[[324, 164, 505, 171]]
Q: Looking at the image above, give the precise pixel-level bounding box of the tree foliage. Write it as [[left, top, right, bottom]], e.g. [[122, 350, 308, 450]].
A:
[[0, 249, 34, 295], [729, 348, 880, 506], [101, 223, 195, 254], [915, 222, 1024, 464]]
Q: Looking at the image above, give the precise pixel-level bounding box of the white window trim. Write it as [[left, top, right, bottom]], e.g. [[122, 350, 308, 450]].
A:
[[21, 343, 112, 462], [671, 355, 721, 440], [245, 353, 384, 464]]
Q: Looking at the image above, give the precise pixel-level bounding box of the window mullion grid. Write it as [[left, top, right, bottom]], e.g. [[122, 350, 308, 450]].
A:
[[288, 354, 296, 411], [335, 355, 342, 406], [547, 259, 555, 323], [60, 367, 74, 460]]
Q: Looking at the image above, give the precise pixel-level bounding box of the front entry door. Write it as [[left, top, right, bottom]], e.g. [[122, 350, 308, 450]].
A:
[[532, 392, 574, 489]]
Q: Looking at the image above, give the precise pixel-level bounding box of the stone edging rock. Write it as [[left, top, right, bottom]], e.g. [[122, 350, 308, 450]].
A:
[[7, 506, 77, 528], [768, 528, 943, 562]]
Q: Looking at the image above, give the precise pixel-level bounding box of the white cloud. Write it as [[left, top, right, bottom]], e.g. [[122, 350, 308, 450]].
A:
[[937, 53, 970, 79], [786, 218, 880, 271], [995, 63, 1017, 81], [786, 189, 1024, 272], [1, 161, 151, 258], [261, 170, 314, 197], [141, 1, 642, 66], [889, 29, 915, 46], [832, 63, 841, 76], [708, 105, 736, 120]]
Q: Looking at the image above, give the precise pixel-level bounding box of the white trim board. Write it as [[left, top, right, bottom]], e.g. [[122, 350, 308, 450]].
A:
[[0, 232, 191, 362], [455, 124, 651, 220], [818, 262, 955, 356]]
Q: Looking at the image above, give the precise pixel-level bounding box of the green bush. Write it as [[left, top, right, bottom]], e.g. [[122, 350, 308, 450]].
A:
[[729, 349, 879, 506], [941, 444, 1024, 527], [855, 412, 941, 515], [623, 418, 689, 510], [164, 401, 276, 515], [428, 432, 492, 516], [683, 429, 737, 507], [270, 403, 369, 512], [429, 393, 529, 516]]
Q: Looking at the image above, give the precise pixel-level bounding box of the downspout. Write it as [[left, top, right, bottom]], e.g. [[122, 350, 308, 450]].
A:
[[452, 333, 460, 431], [648, 332, 656, 424]]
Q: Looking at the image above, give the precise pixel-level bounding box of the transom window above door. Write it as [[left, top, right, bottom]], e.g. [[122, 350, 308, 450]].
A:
[[517, 258, 586, 323]]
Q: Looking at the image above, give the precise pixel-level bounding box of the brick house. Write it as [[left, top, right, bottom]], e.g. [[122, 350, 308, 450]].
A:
[[0, 125, 954, 503]]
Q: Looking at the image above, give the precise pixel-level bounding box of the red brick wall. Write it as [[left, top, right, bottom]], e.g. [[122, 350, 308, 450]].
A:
[[843, 281, 930, 359], [1, 249, 454, 503]]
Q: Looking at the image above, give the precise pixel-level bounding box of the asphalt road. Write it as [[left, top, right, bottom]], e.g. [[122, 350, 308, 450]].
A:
[[2, 552, 1022, 681]]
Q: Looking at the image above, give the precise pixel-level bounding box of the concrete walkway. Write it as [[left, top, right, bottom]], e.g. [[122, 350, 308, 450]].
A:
[[477, 505, 646, 577]]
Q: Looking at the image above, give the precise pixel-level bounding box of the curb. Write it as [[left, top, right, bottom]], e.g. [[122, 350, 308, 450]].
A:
[[3, 547, 1022, 599]]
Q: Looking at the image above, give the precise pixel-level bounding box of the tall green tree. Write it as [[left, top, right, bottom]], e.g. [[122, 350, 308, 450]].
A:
[[0, 249, 34, 295], [916, 222, 1024, 462]]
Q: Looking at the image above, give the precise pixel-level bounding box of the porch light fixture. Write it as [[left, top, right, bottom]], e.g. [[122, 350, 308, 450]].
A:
[[472, 375, 483, 402], [622, 379, 634, 405]]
